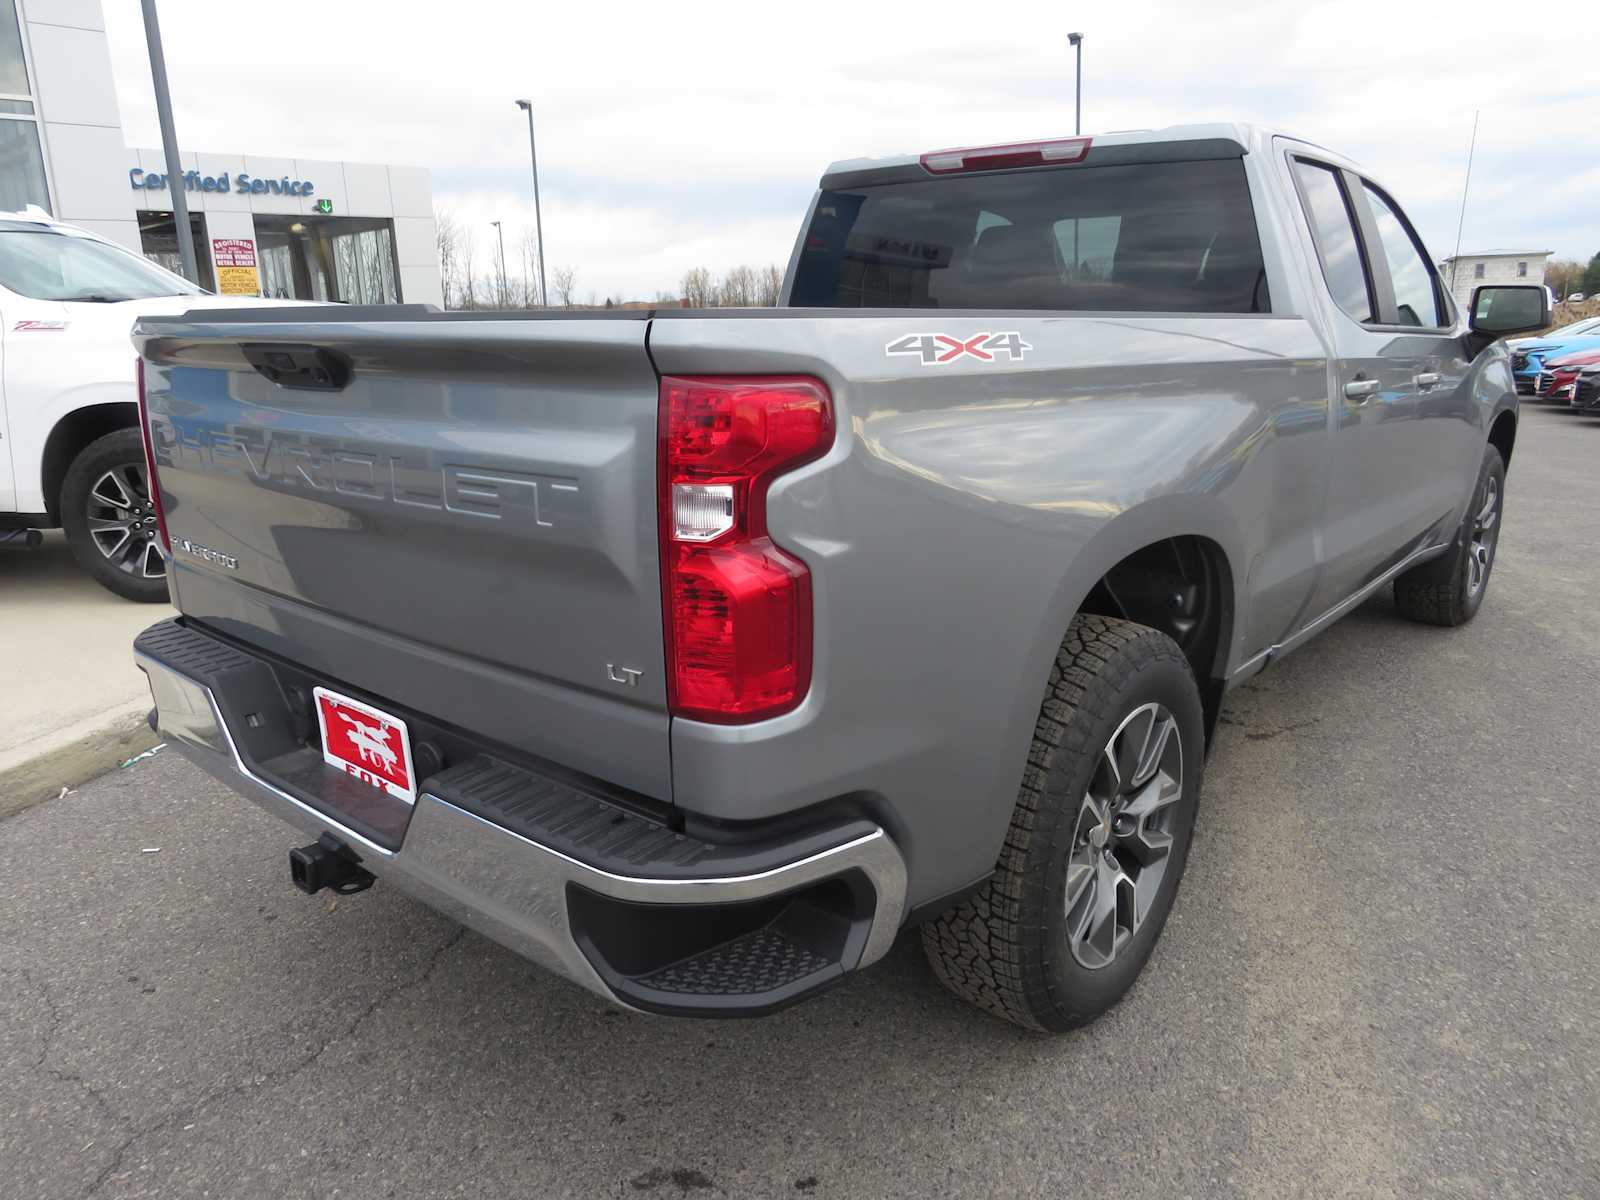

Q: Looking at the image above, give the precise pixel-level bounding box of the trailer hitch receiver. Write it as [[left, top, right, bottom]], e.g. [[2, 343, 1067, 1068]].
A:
[[289, 833, 376, 896]]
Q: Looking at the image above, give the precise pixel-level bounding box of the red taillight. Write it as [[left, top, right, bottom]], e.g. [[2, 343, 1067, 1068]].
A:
[[919, 136, 1092, 175], [136, 357, 170, 552], [659, 375, 833, 723]]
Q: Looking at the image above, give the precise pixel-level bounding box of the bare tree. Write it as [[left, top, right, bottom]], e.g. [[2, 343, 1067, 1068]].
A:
[[491, 230, 511, 309], [435, 208, 461, 309], [681, 266, 716, 308], [517, 230, 543, 306], [756, 264, 783, 306], [720, 265, 760, 307], [458, 225, 478, 310], [551, 265, 578, 308]]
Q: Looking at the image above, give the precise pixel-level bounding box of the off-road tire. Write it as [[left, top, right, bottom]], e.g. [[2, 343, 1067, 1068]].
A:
[[60, 428, 170, 603], [922, 613, 1204, 1032], [1393, 443, 1505, 627]]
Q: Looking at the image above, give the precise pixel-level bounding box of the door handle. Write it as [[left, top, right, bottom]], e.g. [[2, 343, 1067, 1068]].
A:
[[1344, 378, 1381, 404], [1414, 372, 1441, 390]]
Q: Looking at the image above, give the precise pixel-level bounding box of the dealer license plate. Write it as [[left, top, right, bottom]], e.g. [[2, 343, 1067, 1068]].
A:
[[312, 686, 417, 805]]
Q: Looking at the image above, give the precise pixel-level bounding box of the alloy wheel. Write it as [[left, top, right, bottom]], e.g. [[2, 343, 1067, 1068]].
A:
[[86, 463, 165, 580], [1065, 702, 1184, 970], [1466, 474, 1499, 599]]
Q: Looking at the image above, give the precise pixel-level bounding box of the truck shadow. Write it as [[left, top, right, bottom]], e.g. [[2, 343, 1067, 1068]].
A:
[[0, 529, 86, 590], [308, 893, 1221, 1194], [208, 583, 1428, 1190], [5, 576, 1496, 1197]]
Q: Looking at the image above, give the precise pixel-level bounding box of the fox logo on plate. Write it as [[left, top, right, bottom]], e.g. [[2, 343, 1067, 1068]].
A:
[[313, 687, 416, 804]]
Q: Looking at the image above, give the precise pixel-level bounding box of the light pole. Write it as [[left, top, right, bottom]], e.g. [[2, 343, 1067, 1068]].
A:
[[1068, 32, 1084, 137], [490, 220, 508, 307], [514, 99, 548, 308], [139, 0, 198, 284]]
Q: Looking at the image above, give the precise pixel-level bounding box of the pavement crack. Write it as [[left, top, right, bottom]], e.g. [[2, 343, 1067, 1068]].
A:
[[342, 924, 467, 1045], [1242, 717, 1322, 742], [77, 924, 466, 1200], [18, 966, 129, 1133]]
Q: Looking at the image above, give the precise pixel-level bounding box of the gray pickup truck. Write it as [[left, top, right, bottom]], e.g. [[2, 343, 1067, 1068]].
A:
[[131, 124, 1546, 1032]]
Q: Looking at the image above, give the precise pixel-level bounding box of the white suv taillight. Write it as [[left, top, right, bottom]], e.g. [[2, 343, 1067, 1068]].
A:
[[658, 375, 834, 723]]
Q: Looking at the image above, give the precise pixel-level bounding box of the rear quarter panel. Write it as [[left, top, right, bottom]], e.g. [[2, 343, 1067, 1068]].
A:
[[650, 311, 1330, 905]]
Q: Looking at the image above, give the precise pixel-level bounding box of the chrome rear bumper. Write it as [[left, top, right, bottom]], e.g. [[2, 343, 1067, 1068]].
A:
[[136, 631, 907, 1014]]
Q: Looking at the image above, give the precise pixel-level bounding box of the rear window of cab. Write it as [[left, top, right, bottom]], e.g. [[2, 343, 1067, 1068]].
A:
[[789, 158, 1269, 314]]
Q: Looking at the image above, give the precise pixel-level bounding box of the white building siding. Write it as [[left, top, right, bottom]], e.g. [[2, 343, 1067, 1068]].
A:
[[19, 0, 103, 27], [291, 159, 349, 217], [18, 0, 139, 249], [1441, 252, 1550, 311]]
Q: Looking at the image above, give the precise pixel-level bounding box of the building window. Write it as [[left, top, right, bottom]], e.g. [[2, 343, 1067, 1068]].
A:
[[1474, 263, 1485, 279], [1518, 261, 1528, 277], [137, 211, 216, 291], [0, 0, 28, 95], [0, 1, 49, 213], [254, 215, 401, 304]]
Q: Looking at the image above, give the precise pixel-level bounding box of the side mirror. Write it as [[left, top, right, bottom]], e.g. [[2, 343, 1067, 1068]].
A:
[[1469, 284, 1550, 339]]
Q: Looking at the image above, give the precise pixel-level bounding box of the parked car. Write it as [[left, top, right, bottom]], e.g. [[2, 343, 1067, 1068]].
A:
[[1510, 321, 1600, 396], [0, 209, 308, 599], [1569, 293, 1587, 302], [1536, 348, 1600, 405], [131, 124, 1544, 1032], [1511, 315, 1600, 347], [1574, 364, 1600, 411]]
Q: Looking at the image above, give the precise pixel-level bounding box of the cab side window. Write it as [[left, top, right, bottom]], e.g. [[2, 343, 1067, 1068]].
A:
[[1360, 182, 1443, 327], [1291, 159, 1373, 324]]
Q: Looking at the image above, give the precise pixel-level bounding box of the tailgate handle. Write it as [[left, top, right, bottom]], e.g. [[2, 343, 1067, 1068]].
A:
[[242, 343, 352, 391]]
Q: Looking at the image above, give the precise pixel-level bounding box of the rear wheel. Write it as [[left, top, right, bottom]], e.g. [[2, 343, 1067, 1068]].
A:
[[60, 428, 169, 603], [1393, 443, 1504, 627], [922, 614, 1204, 1032]]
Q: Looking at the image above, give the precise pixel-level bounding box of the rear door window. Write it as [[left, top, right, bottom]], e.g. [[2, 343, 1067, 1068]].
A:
[[1291, 159, 1374, 324], [1360, 181, 1443, 327], [789, 158, 1269, 313]]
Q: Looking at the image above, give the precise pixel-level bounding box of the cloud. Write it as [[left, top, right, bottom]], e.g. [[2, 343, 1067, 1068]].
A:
[[102, 0, 1600, 298]]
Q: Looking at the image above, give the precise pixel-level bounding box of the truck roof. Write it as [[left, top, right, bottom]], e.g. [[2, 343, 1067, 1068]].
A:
[[820, 122, 1355, 185]]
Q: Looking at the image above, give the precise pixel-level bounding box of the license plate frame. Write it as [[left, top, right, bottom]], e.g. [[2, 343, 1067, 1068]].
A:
[[312, 686, 418, 805]]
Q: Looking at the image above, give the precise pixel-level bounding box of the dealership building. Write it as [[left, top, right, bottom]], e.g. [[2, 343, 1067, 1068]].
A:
[[0, 0, 442, 305]]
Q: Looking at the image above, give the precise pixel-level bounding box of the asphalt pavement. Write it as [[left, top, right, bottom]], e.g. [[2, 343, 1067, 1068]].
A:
[[3, 406, 1598, 1199]]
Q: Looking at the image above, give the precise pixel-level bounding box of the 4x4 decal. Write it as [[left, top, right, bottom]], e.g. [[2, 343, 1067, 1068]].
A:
[[885, 331, 1032, 366]]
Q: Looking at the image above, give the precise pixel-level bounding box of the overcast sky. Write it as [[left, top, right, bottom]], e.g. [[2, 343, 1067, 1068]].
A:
[[102, 0, 1598, 301]]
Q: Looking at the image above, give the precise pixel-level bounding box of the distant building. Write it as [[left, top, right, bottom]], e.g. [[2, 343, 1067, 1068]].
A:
[[0, 0, 442, 305], [1438, 250, 1552, 311]]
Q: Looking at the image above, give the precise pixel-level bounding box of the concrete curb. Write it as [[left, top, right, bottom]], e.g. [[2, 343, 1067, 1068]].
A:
[[0, 698, 159, 822]]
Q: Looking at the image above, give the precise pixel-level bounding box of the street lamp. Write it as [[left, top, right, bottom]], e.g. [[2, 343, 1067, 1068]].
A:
[[514, 99, 548, 309], [139, 0, 198, 284], [490, 220, 508, 307], [1067, 32, 1084, 136]]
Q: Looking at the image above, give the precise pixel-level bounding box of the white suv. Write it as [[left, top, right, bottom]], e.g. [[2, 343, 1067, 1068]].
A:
[[0, 210, 307, 600]]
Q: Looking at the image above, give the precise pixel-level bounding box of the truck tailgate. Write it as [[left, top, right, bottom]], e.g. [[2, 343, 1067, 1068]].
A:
[[134, 312, 670, 801]]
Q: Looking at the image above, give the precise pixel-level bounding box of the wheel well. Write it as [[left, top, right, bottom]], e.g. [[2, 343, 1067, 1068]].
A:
[[1078, 535, 1234, 742], [1488, 410, 1516, 467], [40, 403, 136, 524]]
